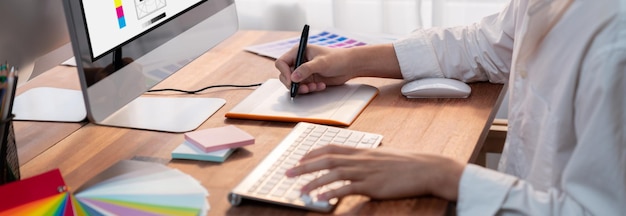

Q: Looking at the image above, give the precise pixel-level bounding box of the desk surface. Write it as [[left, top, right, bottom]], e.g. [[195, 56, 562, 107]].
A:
[[18, 30, 504, 215]]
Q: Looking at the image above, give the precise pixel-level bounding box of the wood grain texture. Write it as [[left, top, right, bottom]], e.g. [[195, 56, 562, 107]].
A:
[[19, 30, 504, 216]]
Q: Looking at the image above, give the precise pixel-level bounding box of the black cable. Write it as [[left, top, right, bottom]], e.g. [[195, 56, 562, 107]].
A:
[[147, 83, 263, 94]]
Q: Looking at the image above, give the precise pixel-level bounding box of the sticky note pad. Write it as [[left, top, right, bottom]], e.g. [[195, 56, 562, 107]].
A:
[[171, 141, 236, 162], [184, 125, 254, 153]]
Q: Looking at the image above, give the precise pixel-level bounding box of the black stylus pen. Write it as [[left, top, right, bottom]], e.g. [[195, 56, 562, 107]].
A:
[[290, 24, 309, 99]]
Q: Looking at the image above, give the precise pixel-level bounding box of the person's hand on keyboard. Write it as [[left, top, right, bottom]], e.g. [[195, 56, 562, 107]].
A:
[[285, 144, 465, 202]]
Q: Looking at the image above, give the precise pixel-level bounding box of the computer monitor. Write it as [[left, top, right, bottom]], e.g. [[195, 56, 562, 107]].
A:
[[0, 0, 73, 83], [0, 0, 89, 123], [0, 0, 72, 83], [62, 0, 239, 132]]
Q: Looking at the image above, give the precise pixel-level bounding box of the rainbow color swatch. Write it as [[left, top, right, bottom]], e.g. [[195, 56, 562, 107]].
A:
[[73, 160, 208, 215], [0, 169, 74, 216], [0, 192, 74, 216], [0, 160, 209, 216], [114, 0, 126, 29]]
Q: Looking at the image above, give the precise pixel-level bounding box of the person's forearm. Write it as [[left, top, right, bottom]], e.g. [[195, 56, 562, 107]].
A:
[[431, 157, 464, 201], [347, 44, 403, 79]]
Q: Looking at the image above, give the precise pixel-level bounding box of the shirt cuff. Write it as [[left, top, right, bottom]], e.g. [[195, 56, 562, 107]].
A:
[[392, 29, 443, 81], [457, 164, 517, 215]]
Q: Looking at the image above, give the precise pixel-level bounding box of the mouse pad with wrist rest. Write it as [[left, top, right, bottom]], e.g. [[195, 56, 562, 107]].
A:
[[225, 79, 378, 126]]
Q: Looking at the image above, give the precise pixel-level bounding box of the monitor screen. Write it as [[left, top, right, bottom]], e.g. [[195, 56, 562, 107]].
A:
[[63, 0, 238, 132], [83, 0, 205, 60]]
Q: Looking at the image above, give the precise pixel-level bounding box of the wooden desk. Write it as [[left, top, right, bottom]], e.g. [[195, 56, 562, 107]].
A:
[[18, 30, 504, 215]]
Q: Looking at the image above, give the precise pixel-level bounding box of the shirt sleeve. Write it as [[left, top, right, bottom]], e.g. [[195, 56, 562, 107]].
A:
[[458, 12, 626, 215], [457, 164, 594, 215], [392, 0, 520, 83], [456, 164, 517, 215]]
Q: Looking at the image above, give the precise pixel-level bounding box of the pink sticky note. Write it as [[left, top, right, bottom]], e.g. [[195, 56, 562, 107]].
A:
[[184, 125, 254, 153]]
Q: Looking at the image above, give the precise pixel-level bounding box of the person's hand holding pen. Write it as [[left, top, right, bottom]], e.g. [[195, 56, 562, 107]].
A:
[[276, 26, 360, 95]]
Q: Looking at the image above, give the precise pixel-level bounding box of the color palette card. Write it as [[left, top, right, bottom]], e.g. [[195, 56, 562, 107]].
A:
[[74, 160, 209, 216], [183, 125, 254, 153], [172, 141, 237, 163], [0, 160, 210, 216], [0, 169, 73, 216], [244, 28, 397, 59]]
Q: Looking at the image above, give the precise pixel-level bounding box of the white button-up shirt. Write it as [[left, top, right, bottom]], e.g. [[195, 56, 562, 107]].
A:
[[393, 0, 626, 214]]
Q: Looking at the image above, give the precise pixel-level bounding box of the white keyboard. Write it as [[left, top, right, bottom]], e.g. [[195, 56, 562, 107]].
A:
[[229, 122, 383, 212]]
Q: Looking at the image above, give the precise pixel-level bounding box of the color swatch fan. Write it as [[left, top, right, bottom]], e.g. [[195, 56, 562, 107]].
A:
[[73, 160, 209, 216], [0, 169, 73, 216], [0, 160, 209, 215]]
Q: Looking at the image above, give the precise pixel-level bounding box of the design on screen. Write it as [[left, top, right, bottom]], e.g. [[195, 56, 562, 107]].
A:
[[135, 0, 167, 19], [114, 0, 126, 29]]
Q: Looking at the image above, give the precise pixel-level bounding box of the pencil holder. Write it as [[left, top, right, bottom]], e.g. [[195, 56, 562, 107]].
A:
[[0, 115, 19, 185]]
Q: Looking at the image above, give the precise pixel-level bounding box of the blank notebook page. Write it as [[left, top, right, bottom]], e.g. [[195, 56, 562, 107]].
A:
[[226, 79, 378, 126]]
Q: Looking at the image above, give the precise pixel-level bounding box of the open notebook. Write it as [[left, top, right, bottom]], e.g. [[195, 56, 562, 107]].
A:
[[226, 79, 378, 126]]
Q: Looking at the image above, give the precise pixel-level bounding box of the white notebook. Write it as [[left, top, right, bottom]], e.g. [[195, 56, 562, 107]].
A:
[[225, 79, 378, 126]]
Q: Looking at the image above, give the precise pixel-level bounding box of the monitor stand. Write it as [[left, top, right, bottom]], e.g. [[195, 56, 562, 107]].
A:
[[12, 87, 225, 132], [12, 87, 86, 122], [96, 97, 225, 133], [96, 48, 225, 132], [12, 46, 85, 122]]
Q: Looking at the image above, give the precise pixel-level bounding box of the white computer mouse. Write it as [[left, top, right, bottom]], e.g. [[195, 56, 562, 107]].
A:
[[401, 78, 471, 98]]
